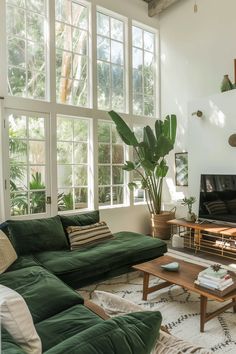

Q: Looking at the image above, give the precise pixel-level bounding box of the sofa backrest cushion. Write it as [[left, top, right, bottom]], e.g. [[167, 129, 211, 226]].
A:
[[7, 216, 68, 255], [44, 310, 162, 354], [60, 210, 100, 230], [0, 284, 42, 354], [0, 230, 18, 274]]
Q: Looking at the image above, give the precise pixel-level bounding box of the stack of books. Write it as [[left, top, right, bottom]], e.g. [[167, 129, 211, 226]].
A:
[[195, 266, 236, 296]]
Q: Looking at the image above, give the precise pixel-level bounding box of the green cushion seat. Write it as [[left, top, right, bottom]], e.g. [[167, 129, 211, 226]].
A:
[[6, 255, 40, 272], [44, 311, 162, 354], [0, 266, 84, 323], [36, 304, 103, 352], [7, 216, 69, 255], [1, 340, 27, 354], [34, 231, 167, 288]]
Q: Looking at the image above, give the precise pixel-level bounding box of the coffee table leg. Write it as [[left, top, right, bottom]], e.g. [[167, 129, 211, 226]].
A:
[[143, 272, 150, 301], [232, 297, 236, 313], [200, 295, 207, 332]]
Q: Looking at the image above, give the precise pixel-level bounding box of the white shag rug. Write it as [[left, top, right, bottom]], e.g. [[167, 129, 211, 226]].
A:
[[79, 251, 236, 354]]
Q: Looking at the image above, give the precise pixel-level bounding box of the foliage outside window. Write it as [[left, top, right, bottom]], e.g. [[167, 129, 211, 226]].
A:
[[98, 121, 126, 207], [132, 24, 156, 117], [6, 0, 47, 99], [57, 116, 90, 211], [97, 9, 126, 112], [9, 114, 47, 216], [55, 0, 90, 106]]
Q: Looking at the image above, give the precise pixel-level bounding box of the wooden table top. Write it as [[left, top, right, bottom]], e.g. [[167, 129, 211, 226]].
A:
[[133, 255, 236, 302]]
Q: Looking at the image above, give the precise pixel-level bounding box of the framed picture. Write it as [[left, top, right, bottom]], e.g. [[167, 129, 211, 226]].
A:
[[175, 152, 188, 186]]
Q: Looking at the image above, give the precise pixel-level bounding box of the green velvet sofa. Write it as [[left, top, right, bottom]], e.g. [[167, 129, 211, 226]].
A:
[[1, 210, 167, 353], [3, 210, 167, 288]]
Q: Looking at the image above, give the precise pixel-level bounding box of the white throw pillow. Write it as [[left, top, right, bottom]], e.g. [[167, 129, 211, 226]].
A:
[[0, 229, 17, 273], [0, 285, 42, 354]]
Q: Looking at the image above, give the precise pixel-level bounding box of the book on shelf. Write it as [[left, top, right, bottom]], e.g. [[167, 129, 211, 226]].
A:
[[194, 280, 236, 297]]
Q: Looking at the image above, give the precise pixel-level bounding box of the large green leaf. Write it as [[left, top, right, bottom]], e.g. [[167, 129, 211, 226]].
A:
[[123, 161, 135, 171], [163, 115, 177, 146], [141, 159, 155, 174], [108, 111, 139, 146], [155, 120, 163, 139], [156, 135, 173, 159], [155, 160, 169, 177]]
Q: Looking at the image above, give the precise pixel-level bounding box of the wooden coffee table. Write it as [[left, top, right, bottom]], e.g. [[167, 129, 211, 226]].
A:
[[133, 255, 236, 332]]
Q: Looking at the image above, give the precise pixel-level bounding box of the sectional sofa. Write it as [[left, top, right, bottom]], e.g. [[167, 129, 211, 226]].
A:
[[1, 210, 167, 353]]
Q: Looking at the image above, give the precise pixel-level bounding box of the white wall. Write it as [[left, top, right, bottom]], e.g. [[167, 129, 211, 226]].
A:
[[159, 0, 236, 214]]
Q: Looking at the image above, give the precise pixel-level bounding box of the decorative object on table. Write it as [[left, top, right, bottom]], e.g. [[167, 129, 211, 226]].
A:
[[161, 262, 180, 272], [220, 74, 234, 92], [109, 110, 177, 240], [175, 152, 188, 186], [228, 133, 236, 147], [181, 196, 196, 221], [194, 264, 236, 296]]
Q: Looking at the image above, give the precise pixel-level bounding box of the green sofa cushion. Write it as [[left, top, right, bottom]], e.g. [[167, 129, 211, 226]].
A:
[[60, 210, 100, 230], [7, 216, 68, 255], [34, 232, 167, 288], [44, 311, 162, 354], [36, 304, 103, 351], [1, 341, 27, 354], [0, 266, 84, 323], [7, 255, 40, 272]]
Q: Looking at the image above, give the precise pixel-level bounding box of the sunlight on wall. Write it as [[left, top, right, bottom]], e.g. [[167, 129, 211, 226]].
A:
[[166, 177, 185, 201], [209, 100, 226, 128]]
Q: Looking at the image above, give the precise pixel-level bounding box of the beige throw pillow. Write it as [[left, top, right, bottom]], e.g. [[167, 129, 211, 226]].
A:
[[0, 229, 17, 273], [0, 285, 42, 354], [67, 221, 114, 250]]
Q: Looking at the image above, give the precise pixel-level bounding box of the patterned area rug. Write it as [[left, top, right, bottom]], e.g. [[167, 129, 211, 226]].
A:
[[79, 251, 236, 354]]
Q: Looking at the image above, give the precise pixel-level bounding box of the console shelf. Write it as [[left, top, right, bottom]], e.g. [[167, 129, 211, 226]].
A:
[[168, 219, 236, 260]]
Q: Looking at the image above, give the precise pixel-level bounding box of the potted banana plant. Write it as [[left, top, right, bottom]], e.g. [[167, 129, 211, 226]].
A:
[[108, 110, 177, 239]]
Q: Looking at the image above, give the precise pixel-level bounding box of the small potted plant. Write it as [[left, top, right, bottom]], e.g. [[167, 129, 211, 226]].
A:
[[181, 196, 196, 222]]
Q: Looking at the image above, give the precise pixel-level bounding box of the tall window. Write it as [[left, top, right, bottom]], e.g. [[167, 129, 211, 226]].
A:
[[132, 24, 156, 117], [96, 8, 126, 112], [133, 126, 145, 204], [6, 0, 47, 99], [57, 116, 91, 211], [98, 121, 126, 207], [55, 0, 90, 106], [8, 113, 48, 216]]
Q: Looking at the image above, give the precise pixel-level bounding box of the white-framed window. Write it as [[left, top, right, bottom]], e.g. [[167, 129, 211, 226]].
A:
[[96, 7, 127, 113], [6, 110, 50, 217], [57, 115, 92, 212], [6, 0, 48, 99], [132, 22, 157, 117], [98, 120, 127, 207], [55, 0, 91, 107], [0, 0, 158, 220]]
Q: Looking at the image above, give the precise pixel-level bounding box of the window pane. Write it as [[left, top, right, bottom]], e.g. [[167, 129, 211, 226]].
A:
[[97, 12, 109, 37], [6, 1, 47, 99], [55, 1, 89, 107], [8, 114, 47, 216], [57, 116, 90, 211], [132, 25, 156, 117], [97, 10, 126, 112], [98, 121, 126, 207]]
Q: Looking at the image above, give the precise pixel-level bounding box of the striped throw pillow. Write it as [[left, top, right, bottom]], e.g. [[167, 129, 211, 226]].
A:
[[67, 222, 114, 250], [204, 200, 228, 215]]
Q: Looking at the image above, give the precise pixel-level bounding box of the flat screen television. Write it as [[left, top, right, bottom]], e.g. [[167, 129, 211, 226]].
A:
[[198, 174, 236, 225]]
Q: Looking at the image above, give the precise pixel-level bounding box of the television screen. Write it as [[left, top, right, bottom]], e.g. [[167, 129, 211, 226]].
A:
[[198, 174, 236, 224]]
